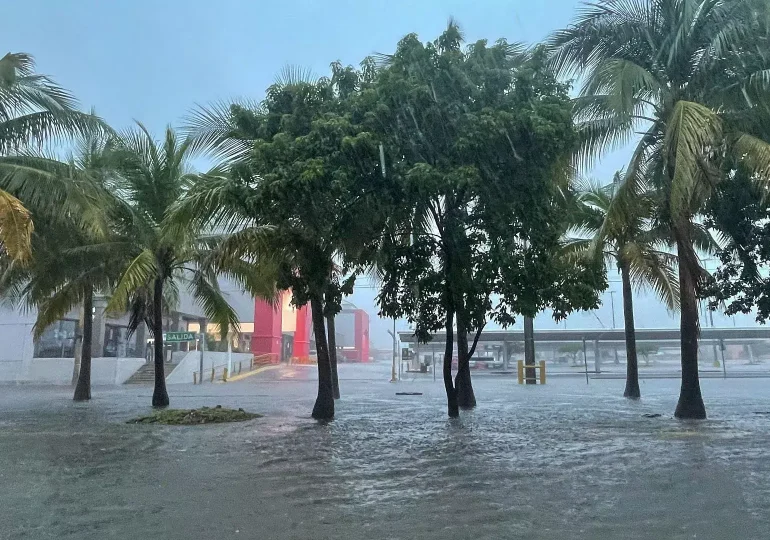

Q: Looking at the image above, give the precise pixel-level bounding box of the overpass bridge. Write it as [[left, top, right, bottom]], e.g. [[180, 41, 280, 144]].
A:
[[398, 327, 770, 346]]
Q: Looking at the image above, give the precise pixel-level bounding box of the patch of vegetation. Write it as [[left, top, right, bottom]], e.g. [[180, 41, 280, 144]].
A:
[[127, 406, 261, 425]]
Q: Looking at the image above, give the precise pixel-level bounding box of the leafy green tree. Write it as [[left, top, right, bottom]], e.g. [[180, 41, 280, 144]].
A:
[[0, 52, 105, 261], [559, 343, 584, 365], [370, 25, 604, 417], [181, 74, 382, 420], [550, 0, 770, 418], [106, 124, 269, 408], [569, 174, 678, 398], [637, 343, 659, 365], [706, 172, 770, 321]]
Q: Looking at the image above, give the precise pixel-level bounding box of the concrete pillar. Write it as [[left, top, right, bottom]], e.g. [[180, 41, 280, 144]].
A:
[[503, 341, 509, 371], [594, 339, 601, 374], [199, 318, 207, 368], [134, 323, 147, 361], [251, 297, 283, 357], [92, 296, 108, 358], [354, 309, 370, 362], [293, 305, 310, 358]]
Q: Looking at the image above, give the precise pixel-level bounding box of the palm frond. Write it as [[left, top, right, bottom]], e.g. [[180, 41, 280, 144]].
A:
[[664, 100, 722, 219], [0, 189, 32, 261], [107, 249, 157, 313], [274, 65, 319, 87], [624, 242, 680, 311], [189, 270, 240, 339], [182, 99, 257, 163], [33, 281, 85, 339]]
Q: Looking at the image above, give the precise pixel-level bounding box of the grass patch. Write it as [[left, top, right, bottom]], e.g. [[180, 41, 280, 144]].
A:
[[128, 406, 262, 425]]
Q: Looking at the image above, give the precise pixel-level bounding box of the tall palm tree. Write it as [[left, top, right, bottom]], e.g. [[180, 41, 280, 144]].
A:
[[106, 124, 273, 408], [0, 52, 105, 261], [0, 135, 125, 401], [570, 174, 679, 398], [550, 0, 770, 418]]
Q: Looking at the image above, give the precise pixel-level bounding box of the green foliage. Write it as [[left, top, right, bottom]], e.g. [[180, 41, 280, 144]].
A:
[[0, 134, 129, 338], [104, 124, 266, 340], [559, 343, 584, 363], [637, 343, 659, 358], [706, 171, 770, 321], [550, 0, 770, 286], [0, 53, 108, 261], [182, 71, 383, 316], [369, 25, 604, 347], [127, 406, 261, 425], [569, 174, 679, 310]]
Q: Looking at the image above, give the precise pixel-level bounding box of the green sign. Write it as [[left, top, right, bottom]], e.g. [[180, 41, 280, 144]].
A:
[[165, 331, 197, 343]]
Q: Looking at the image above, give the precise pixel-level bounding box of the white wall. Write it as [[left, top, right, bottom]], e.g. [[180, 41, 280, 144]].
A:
[[166, 350, 253, 384], [9, 357, 145, 385]]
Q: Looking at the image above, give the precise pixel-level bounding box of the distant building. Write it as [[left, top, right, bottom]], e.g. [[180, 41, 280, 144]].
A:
[[251, 295, 370, 363], [0, 279, 372, 384]]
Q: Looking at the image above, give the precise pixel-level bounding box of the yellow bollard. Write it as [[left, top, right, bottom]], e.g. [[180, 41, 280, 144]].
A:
[[517, 360, 524, 384], [539, 360, 546, 384], [222, 367, 228, 382], [193, 372, 197, 385], [210, 367, 215, 382]]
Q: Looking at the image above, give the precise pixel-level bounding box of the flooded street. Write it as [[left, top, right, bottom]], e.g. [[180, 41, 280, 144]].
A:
[[3, 363, 770, 539]]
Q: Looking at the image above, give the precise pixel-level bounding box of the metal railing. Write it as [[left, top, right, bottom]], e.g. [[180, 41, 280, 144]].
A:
[[192, 353, 281, 384]]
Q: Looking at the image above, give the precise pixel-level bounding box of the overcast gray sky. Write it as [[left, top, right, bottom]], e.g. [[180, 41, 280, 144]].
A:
[[4, 0, 757, 348]]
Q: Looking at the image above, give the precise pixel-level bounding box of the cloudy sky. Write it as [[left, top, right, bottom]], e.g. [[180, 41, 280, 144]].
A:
[[4, 0, 757, 347]]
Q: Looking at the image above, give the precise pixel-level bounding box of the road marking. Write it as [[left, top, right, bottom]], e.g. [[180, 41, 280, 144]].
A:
[[226, 364, 283, 382]]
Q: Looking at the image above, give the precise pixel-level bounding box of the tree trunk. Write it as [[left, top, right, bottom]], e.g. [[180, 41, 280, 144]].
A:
[[454, 323, 476, 409], [524, 316, 536, 384], [311, 296, 334, 420], [73, 287, 93, 401], [152, 278, 170, 408], [444, 309, 459, 418], [620, 262, 640, 399], [327, 314, 340, 400], [674, 236, 706, 419]]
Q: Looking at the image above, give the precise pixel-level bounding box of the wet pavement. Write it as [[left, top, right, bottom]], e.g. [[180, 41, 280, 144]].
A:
[[2, 362, 770, 539]]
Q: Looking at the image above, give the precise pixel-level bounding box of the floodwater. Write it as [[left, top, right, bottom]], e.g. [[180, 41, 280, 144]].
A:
[[2, 363, 770, 539]]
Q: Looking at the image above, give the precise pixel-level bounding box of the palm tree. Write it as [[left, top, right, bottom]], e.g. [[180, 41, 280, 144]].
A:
[[570, 174, 679, 398], [0, 52, 106, 261], [550, 0, 770, 418], [106, 124, 272, 408], [0, 53, 103, 261], [0, 135, 125, 401]]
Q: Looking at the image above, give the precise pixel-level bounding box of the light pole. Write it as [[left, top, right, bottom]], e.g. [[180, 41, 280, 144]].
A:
[[609, 290, 619, 364], [609, 291, 617, 328], [387, 320, 397, 382], [381, 142, 397, 383]]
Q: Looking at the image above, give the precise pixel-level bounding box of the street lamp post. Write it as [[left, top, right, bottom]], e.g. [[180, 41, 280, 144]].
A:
[[387, 319, 397, 382], [609, 290, 619, 364]]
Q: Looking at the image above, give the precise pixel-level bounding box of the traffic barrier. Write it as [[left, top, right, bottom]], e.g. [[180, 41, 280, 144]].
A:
[[517, 360, 546, 384]]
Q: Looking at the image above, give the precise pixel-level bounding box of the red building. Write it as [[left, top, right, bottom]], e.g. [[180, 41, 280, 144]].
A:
[[250, 294, 369, 363]]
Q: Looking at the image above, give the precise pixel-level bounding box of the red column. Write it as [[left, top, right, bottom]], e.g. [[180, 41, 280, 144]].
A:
[[293, 305, 310, 359], [251, 296, 282, 359], [355, 310, 370, 362]]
